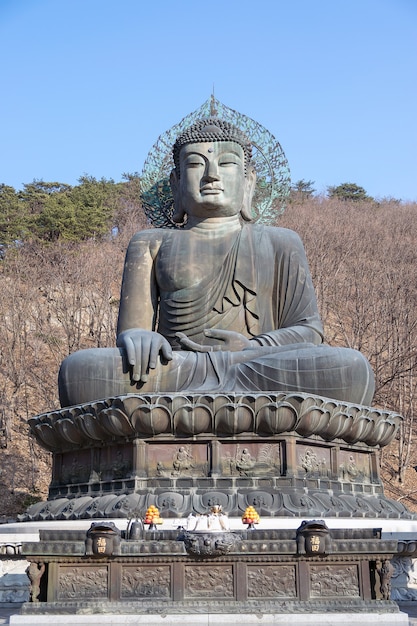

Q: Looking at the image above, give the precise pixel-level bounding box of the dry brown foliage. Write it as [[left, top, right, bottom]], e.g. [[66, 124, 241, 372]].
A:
[[280, 197, 417, 506], [0, 238, 127, 518], [0, 197, 416, 517]]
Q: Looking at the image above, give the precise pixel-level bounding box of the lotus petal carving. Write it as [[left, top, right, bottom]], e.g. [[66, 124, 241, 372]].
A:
[[378, 420, 400, 447], [215, 402, 254, 434], [343, 415, 374, 444], [75, 412, 108, 442], [28, 391, 404, 451], [256, 401, 298, 434], [320, 410, 354, 441], [363, 418, 397, 447], [131, 404, 171, 435], [54, 417, 86, 445], [98, 407, 135, 437], [296, 398, 331, 437], [31, 422, 59, 450], [197, 490, 232, 513], [173, 403, 212, 435], [240, 490, 274, 511], [119, 395, 150, 416], [155, 491, 188, 514]]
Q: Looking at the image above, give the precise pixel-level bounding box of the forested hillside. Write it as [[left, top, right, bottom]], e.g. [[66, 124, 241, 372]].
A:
[[0, 179, 416, 517]]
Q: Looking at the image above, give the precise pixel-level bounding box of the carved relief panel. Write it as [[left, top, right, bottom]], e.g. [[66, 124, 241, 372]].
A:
[[103, 445, 133, 480], [338, 449, 370, 483], [148, 443, 208, 477], [247, 565, 297, 598], [60, 449, 91, 485], [309, 565, 360, 598], [121, 565, 171, 598], [297, 445, 331, 478], [59, 444, 134, 485], [184, 565, 234, 598], [220, 442, 281, 477], [57, 565, 108, 600]]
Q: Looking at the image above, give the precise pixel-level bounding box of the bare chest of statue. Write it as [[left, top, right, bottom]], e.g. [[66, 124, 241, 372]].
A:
[[155, 227, 241, 293]]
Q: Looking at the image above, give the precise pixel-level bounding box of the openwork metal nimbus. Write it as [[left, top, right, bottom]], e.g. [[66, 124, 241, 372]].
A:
[[140, 96, 291, 228]]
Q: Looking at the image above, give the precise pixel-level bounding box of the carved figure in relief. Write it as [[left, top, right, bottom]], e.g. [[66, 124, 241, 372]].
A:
[[300, 448, 320, 473], [112, 450, 128, 479], [27, 561, 45, 603], [390, 556, 417, 601], [235, 448, 255, 474], [227, 444, 279, 477], [377, 558, 394, 600], [299, 447, 328, 475], [58, 118, 375, 407], [339, 453, 366, 482], [155, 461, 169, 477], [172, 446, 194, 473]]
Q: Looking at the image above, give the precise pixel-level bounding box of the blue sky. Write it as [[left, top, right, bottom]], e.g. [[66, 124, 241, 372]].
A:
[[0, 0, 416, 200]]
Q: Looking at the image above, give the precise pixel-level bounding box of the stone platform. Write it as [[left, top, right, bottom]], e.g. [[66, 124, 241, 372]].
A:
[[12, 523, 405, 621], [22, 392, 409, 521], [14, 392, 414, 622], [6, 610, 411, 625], [3, 518, 417, 624]]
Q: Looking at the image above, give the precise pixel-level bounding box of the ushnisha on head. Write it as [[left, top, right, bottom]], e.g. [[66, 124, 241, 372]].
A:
[[170, 118, 256, 223]]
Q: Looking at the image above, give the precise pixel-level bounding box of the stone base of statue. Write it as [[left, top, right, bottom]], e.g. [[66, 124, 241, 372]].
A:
[[15, 523, 408, 623], [21, 392, 412, 522], [12, 392, 414, 623]]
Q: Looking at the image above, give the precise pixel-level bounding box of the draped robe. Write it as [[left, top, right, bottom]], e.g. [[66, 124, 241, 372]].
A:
[[156, 223, 324, 349], [58, 222, 375, 406]]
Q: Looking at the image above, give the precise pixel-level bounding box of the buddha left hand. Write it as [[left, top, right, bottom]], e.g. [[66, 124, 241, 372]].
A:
[[176, 329, 252, 352]]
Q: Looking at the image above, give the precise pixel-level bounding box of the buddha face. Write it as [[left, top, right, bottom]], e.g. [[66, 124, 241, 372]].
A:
[[174, 141, 254, 219]]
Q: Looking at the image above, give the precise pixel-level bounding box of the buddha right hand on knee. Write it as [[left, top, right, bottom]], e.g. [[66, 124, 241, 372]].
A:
[[116, 329, 172, 383]]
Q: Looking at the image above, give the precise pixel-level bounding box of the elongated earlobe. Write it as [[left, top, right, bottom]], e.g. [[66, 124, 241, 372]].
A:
[[240, 167, 257, 221], [173, 207, 186, 224], [170, 169, 186, 224]]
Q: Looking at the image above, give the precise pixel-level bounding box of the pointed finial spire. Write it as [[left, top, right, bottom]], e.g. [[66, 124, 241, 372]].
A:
[[210, 90, 217, 116]]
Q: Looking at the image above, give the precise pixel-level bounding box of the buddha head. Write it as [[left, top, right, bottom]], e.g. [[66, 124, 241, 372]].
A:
[[170, 118, 256, 223]]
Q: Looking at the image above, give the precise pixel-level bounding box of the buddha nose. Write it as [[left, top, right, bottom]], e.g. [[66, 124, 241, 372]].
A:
[[203, 161, 220, 181]]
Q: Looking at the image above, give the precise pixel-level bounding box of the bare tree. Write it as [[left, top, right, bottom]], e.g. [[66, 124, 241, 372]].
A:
[[280, 198, 417, 495]]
